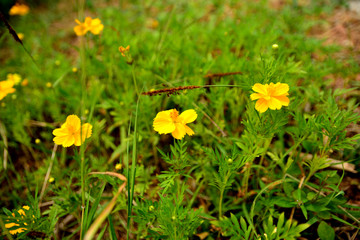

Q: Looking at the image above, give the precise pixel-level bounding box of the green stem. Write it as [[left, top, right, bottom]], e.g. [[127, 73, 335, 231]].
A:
[[78, 0, 86, 238], [219, 188, 224, 219], [131, 65, 139, 97]]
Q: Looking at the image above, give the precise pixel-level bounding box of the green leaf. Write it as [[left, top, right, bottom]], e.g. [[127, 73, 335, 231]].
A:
[[317, 221, 335, 240]]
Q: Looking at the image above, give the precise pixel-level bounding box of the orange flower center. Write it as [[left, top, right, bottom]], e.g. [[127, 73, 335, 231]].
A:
[[169, 110, 179, 122], [67, 125, 78, 136]]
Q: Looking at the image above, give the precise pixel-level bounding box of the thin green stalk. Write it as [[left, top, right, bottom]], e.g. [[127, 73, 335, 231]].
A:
[[126, 115, 132, 240], [219, 188, 224, 219], [131, 65, 139, 97], [127, 92, 141, 240], [78, 0, 86, 239]]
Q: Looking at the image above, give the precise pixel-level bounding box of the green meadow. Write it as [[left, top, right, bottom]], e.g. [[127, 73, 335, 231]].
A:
[[0, 0, 359, 239]]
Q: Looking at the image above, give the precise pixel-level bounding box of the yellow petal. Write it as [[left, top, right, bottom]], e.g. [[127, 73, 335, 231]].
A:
[[74, 25, 87, 36], [0, 80, 15, 88], [17, 209, 25, 216], [273, 83, 289, 96], [84, 17, 93, 25], [81, 123, 93, 139], [153, 111, 176, 134], [252, 83, 267, 94], [5, 223, 19, 228], [65, 115, 81, 131], [22, 206, 30, 210], [255, 98, 269, 113], [171, 123, 186, 139], [74, 123, 93, 146], [250, 93, 264, 100], [52, 127, 69, 137], [268, 97, 282, 110], [10, 227, 27, 235], [184, 125, 195, 136], [53, 135, 75, 147], [275, 95, 290, 106], [90, 24, 104, 35], [179, 109, 197, 123]]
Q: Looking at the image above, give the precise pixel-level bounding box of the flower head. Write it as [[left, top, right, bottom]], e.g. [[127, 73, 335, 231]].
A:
[[74, 17, 104, 36], [119, 45, 130, 57], [84, 17, 104, 35], [250, 82, 290, 113], [53, 115, 92, 147], [9, 3, 29, 16], [18, 33, 24, 40], [74, 19, 88, 36], [0, 80, 16, 101], [6, 73, 22, 85], [146, 18, 159, 29], [153, 109, 197, 140]]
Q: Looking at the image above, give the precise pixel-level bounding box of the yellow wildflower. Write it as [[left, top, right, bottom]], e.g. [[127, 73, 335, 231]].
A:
[[153, 109, 197, 140], [52, 115, 92, 147], [115, 163, 122, 170], [119, 45, 130, 57], [74, 19, 88, 36], [21, 78, 29, 86], [49, 177, 55, 183], [22, 206, 30, 210], [9, 3, 29, 16], [84, 17, 104, 35], [0, 80, 16, 101], [5, 222, 19, 228], [147, 18, 159, 29], [72, 67, 78, 73], [6, 73, 21, 85], [250, 82, 290, 113], [35, 138, 41, 144], [17, 209, 25, 216], [46, 82, 52, 88], [74, 17, 104, 36], [18, 33, 24, 40]]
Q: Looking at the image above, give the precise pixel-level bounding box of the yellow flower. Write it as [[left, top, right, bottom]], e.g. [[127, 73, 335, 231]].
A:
[[53, 115, 92, 147], [250, 82, 290, 113], [74, 17, 104, 36], [6, 73, 21, 85], [5, 222, 19, 228], [9, 227, 27, 235], [72, 67, 78, 72], [119, 45, 130, 57], [17, 209, 26, 216], [21, 78, 29, 86], [22, 206, 30, 210], [84, 17, 104, 35], [0, 80, 16, 101], [18, 33, 24, 40], [153, 109, 197, 140], [74, 19, 88, 36], [115, 163, 122, 170], [146, 18, 159, 29], [49, 177, 55, 183], [9, 3, 29, 16]]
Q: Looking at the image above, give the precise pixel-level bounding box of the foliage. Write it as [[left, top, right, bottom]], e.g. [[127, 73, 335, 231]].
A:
[[0, 0, 359, 239]]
